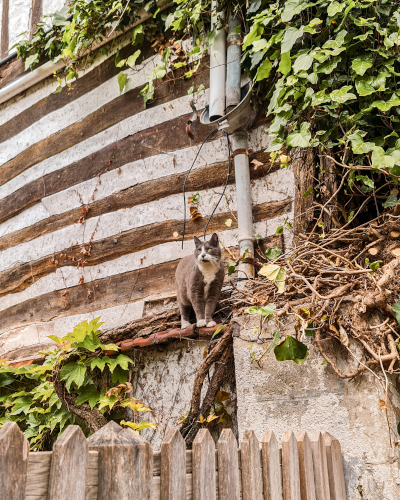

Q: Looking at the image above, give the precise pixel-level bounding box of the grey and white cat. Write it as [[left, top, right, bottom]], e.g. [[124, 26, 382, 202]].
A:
[[175, 233, 225, 329]]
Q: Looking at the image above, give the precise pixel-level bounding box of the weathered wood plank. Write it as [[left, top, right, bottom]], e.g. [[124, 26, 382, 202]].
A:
[[30, 0, 43, 39], [47, 425, 88, 500], [85, 451, 99, 500], [0, 61, 209, 189], [281, 430, 301, 500], [297, 432, 316, 500], [25, 451, 52, 500], [0, 0, 9, 59], [192, 428, 216, 500], [87, 420, 153, 500], [310, 432, 330, 500], [218, 429, 240, 500], [241, 430, 263, 500], [0, 113, 218, 224], [0, 199, 289, 298], [0, 149, 275, 252], [161, 427, 186, 500], [323, 433, 346, 500], [261, 430, 283, 500], [0, 422, 29, 500]]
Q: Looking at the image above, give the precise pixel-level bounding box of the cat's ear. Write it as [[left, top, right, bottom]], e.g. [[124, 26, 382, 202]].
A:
[[210, 233, 219, 246], [193, 236, 201, 247]]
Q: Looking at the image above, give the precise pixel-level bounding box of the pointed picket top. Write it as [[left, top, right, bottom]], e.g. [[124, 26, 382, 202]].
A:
[[88, 421, 153, 500], [0, 422, 29, 500], [323, 433, 346, 500], [48, 425, 88, 500], [161, 427, 186, 500], [241, 430, 263, 500], [261, 430, 283, 500], [218, 428, 240, 500], [297, 431, 316, 500], [282, 430, 301, 500], [87, 420, 124, 450], [192, 428, 216, 500], [310, 432, 330, 500]]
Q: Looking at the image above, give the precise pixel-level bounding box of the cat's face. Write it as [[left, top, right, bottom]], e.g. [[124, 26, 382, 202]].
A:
[[193, 234, 221, 263]]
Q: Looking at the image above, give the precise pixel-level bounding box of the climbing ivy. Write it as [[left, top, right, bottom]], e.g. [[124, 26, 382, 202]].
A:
[[0, 318, 155, 450]]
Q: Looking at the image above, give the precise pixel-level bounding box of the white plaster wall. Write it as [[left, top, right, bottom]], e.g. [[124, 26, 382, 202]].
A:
[[131, 340, 237, 451], [42, 0, 65, 18], [0, 0, 3, 49], [8, 0, 32, 52], [233, 330, 400, 500]]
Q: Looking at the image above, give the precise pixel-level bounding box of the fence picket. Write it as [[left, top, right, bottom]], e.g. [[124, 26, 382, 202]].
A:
[[160, 427, 186, 500], [323, 433, 346, 500], [241, 430, 263, 500], [218, 428, 240, 500], [87, 420, 153, 500], [192, 428, 216, 500], [297, 432, 316, 500], [310, 432, 330, 500], [0, 421, 29, 500], [282, 430, 301, 500], [47, 425, 87, 500], [261, 430, 283, 500]]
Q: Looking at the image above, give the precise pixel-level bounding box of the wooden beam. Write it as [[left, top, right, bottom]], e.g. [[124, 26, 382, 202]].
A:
[[0, 63, 209, 188], [0, 199, 290, 297], [0, 150, 275, 252], [1, 0, 9, 59], [30, 0, 42, 39]]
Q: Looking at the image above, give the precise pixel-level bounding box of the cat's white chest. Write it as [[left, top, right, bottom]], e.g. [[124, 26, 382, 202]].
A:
[[198, 263, 218, 297]]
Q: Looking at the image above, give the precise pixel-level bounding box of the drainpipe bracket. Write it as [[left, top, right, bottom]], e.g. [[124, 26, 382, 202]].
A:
[[200, 82, 252, 134]]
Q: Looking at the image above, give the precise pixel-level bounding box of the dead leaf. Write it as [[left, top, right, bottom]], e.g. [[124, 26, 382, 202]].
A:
[[258, 263, 287, 294], [190, 206, 202, 221], [225, 219, 232, 227], [79, 276, 85, 286], [251, 159, 264, 169], [379, 399, 388, 410]]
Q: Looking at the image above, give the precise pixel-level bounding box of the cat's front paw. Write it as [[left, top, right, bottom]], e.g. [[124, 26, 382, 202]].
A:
[[181, 320, 191, 330], [196, 320, 207, 327], [206, 321, 217, 328]]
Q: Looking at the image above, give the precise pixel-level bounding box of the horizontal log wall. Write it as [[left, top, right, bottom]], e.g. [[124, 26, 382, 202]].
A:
[[0, 19, 293, 360]]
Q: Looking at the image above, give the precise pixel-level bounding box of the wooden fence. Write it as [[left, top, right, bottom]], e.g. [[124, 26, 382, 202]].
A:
[[0, 421, 347, 500]]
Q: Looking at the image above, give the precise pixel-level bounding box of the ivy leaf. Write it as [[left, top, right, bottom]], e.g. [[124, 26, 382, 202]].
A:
[[127, 50, 141, 68], [111, 367, 129, 384], [118, 72, 128, 94], [327, 2, 345, 17], [382, 194, 399, 208], [281, 27, 304, 54], [371, 147, 395, 169], [121, 420, 157, 433], [281, 2, 304, 23], [356, 175, 374, 189], [371, 95, 400, 112], [256, 59, 272, 81], [287, 122, 311, 148], [392, 301, 400, 325], [329, 86, 356, 104], [76, 331, 101, 352], [60, 363, 86, 391], [75, 385, 100, 409], [316, 56, 340, 74], [259, 264, 287, 293], [245, 304, 275, 316], [312, 89, 329, 107], [293, 54, 313, 73], [24, 54, 39, 71], [90, 356, 111, 372], [265, 247, 282, 260], [0, 373, 15, 388], [11, 397, 33, 415], [107, 354, 133, 373], [349, 132, 374, 154], [278, 52, 291, 75], [352, 55, 373, 76], [355, 78, 376, 96], [99, 395, 118, 411], [227, 261, 237, 276], [274, 336, 309, 365]]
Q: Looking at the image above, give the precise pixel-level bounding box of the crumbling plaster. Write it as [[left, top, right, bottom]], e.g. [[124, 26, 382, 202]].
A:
[[232, 315, 400, 500]]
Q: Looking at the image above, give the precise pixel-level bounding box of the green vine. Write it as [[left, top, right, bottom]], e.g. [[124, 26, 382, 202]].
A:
[[0, 318, 155, 450]]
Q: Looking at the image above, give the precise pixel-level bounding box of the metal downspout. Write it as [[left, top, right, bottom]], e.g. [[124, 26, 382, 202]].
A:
[[227, 15, 254, 278], [209, 0, 226, 120]]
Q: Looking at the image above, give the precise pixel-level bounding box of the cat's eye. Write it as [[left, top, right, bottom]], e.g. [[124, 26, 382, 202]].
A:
[[207, 249, 211, 252], [197, 249, 201, 253]]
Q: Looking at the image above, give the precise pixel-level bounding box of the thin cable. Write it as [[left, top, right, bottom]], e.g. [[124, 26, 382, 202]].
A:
[[203, 131, 231, 240], [181, 128, 219, 249]]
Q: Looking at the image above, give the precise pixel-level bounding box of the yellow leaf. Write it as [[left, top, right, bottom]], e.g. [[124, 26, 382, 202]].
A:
[[259, 264, 286, 294]]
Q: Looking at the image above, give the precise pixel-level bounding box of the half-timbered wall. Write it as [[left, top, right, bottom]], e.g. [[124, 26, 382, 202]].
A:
[[0, 22, 294, 362]]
